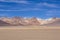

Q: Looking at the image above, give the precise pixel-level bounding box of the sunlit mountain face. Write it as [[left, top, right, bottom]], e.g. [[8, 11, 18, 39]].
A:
[[0, 0, 60, 19]]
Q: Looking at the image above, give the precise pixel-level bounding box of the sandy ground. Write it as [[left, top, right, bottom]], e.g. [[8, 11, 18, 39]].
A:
[[0, 26, 60, 40]]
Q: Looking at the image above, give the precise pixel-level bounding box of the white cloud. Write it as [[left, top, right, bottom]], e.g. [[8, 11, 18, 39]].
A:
[[0, 8, 47, 11], [45, 10, 60, 16], [43, 2, 59, 8], [17, 1, 29, 4], [0, 0, 30, 4], [0, 13, 9, 16], [0, 0, 5, 1], [0, 10, 22, 11], [36, 2, 60, 8]]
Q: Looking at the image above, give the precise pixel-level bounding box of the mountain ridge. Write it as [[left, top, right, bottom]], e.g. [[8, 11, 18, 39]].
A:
[[0, 17, 60, 26]]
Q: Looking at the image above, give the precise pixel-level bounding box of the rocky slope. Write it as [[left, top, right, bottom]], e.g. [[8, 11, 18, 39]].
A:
[[0, 20, 11, 26], [42, 17, 60, 27], [0, 17, 60, 26], [0, 17, 41, 26]]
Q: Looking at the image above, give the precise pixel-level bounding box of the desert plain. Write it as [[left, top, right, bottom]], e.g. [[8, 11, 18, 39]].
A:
[[0, 26, 60, 40]]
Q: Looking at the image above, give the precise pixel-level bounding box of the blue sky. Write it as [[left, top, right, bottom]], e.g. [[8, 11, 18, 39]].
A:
[[0, 0, 60, 19]]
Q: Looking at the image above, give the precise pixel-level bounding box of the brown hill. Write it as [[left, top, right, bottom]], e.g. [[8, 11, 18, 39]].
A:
[[0, 17, 41, 26], [0, 17, 60, 26], [28, 17, 41, 25], [0, 20, 11, 26], [42, 18, 60, 27]]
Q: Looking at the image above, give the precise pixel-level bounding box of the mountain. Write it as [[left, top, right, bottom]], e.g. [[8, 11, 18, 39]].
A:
[[0, 17, 60, 26], [0, 20, 11, 26], [26, 17, 41, 25], [42, 17, 60, 27], [0, 17, 41, 26], [0, 17, 25, 26]]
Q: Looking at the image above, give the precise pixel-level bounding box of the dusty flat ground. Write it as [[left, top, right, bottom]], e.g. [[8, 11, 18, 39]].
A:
[[0, 26, 60, 40]]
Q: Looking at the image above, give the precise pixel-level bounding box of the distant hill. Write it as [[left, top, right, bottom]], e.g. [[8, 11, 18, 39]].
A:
[[0, 17, 41, 26], [0, 20, 11, 26], [0, 17, 60, 26], [42, 18, 60, 27]]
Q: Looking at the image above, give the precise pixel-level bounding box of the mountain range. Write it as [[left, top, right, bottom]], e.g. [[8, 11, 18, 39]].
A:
[[0, 16, 60, 26]]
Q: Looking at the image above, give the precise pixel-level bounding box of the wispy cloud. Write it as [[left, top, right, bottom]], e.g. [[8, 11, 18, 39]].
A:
[[0, 8, 43, 11], [43, 2, 60, 8], [0, 0, 30, 4], [36, 2, 60, 8], [45, 10, 60, 16], [0, 13, 9, 16]]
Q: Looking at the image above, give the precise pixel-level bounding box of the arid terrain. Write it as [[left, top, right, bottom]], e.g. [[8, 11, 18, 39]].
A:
[[0, 17, 60, 40], [0, 26, 60, 40]]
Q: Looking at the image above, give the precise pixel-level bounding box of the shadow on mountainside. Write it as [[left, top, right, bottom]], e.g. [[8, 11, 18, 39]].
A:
[[0, 20, 11, 26]]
